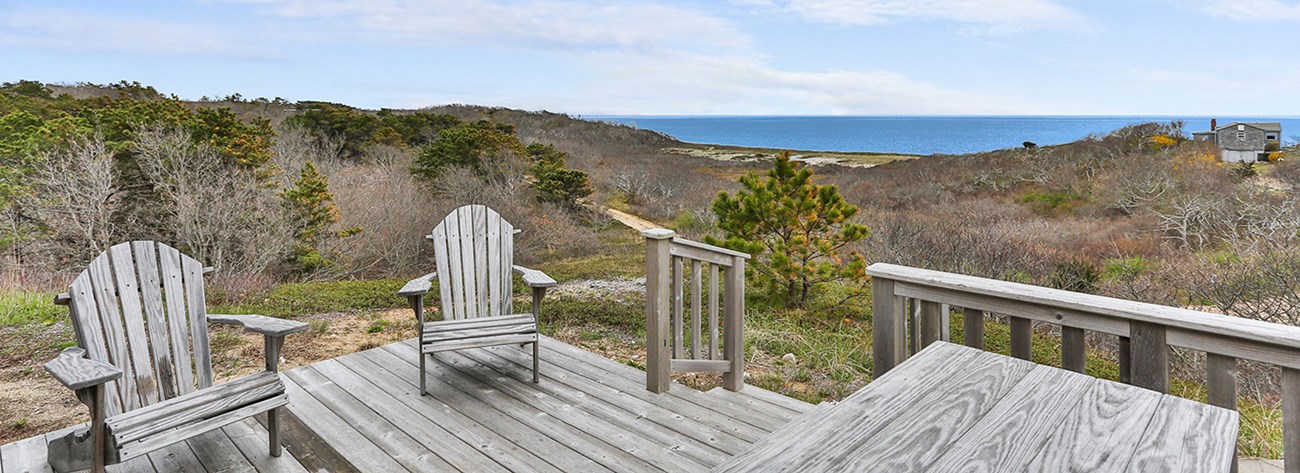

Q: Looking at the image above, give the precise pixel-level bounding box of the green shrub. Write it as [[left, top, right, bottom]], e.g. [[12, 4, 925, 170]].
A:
[[1101, 257, 1150, 281], [0, 291, 63, 326]]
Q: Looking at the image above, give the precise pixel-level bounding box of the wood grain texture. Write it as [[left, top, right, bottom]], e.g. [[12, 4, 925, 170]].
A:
[[1010, 316, 1033, 360], [1285, 368, 1300, 473], [158, 244, 196, 397], [871, 278, 905, 375], [180, 255, 212, 389], [44, 347, 122, 391], [1062, 325, 1087, 373], [1125, 395, 1240, 473], [1025, 379, 1165, 471], [208, 314, 309, 337], [645, 229, 674, 393], [1131, 320, 1170, 393], [109, 243, 160, 406], [132, 241, 177, 401], [963, 307, 985, 350], [925, 364, 1093, 472], [918, 300, 943, 350]]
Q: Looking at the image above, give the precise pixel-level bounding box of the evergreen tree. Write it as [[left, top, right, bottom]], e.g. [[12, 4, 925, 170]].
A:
[[281, 162, 359, 271], [707, 152, 869, 305]]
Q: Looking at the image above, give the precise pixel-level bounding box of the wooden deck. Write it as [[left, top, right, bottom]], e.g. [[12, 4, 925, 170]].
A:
[[1, 336, 813, 472]]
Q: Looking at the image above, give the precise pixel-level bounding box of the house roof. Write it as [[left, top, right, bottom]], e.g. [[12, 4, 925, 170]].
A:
[[1214, 122, 1282, 132]]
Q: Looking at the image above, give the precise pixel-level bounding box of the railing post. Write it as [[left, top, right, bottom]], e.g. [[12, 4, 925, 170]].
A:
[[872, 277, 908, 376], [1207, 354, 1239, 473], [1010, 316, 1033, 361], [917, 300, 942, 350], [1130, 321, 1169, 393], [962, 308, 985, 350], [722, 255, 746, 391], [1285, 368, 1300, 473], [643, 228, 675, 393]]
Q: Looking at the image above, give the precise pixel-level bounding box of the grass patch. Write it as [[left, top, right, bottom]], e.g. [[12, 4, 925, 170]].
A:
[[0, 291, 63, 327], [210, 277, 409, 318]]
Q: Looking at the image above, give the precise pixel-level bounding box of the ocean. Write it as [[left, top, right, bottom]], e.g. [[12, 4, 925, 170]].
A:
[[591, 116, 1300, 155]]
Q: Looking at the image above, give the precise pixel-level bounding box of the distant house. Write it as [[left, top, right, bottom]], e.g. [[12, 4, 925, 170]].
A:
[[1192, 119, 1282, 163]]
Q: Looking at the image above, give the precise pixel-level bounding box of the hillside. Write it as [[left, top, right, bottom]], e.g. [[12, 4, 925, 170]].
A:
[[3, 80, 1300, 456]]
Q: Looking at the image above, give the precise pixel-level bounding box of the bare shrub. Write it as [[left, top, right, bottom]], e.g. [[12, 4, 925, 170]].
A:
[[25, 133, 120, 264], [134, 126, 293, 274], [329, 162, 445, 276], [272, 124, 344, 182]]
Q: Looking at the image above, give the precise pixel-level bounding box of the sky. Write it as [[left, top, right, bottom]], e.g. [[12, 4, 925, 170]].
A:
[[2, 0, 1299, 115]]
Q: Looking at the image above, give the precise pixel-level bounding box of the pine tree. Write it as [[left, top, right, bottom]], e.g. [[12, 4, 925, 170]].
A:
[[707, 152, 869, 305], [280, 161, 359, 271]]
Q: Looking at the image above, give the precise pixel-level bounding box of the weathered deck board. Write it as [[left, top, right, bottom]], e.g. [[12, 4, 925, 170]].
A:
[[0, 420, 304, 473], [8, 337, 804, 473]]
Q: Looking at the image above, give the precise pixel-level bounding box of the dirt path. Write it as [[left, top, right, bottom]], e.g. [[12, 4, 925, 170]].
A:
[[606, 208, 659, 232]]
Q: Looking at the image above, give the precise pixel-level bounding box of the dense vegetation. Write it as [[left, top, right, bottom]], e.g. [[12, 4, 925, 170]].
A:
[[4, 80, 1300, 456]]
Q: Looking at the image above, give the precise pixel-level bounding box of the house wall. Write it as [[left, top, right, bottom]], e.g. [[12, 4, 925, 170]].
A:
[[1221, 149, 1257, 163], [1216, 127, 1266, 152]]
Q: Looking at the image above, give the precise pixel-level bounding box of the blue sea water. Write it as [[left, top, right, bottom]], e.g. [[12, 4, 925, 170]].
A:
[[591, 116, 1300, 155]]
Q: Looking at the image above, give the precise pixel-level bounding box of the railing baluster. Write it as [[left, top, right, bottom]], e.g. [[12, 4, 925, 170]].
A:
[[642, 229, 674, 393], [1118, 336, 1132, 384], [963, 308, 985, 350], [1285, 368, 1300, 473], [871, 278, 908, 376], [918, 300, 942, 350], [1062, 326, 1086, 373], [672, 256, 684, 359], [722, 256, 746, 391], [709, 264, 720, 360], [691, 260, 702, 359], [1010, 316, 1032, 361], [1207, 354, 1239, 473], [1130, 321, 1169, 393]]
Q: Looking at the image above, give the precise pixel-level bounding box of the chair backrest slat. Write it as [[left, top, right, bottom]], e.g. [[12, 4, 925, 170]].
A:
[[109, 244, 161, 406], [133, 241, 176, 400], [68, 272, 124, 417], [182, 255, 213, 389], [87, 252, 138, 411], [159, 244, 196, 396], [431, 205, 515, 320], [65, 241, 214, 415]]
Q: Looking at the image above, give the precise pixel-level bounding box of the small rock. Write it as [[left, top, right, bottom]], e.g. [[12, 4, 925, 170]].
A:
[[782, 353, 797, 364]]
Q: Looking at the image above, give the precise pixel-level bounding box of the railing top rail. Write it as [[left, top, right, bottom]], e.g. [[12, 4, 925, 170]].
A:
[[640, 228, 751, 260], [867, 262, 1300, 351]]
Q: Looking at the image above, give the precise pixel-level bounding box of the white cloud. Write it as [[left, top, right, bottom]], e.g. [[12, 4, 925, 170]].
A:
[[1193, 0, 1300, 21], [230, 0, 749, 54], [748, 0, 1090, 33], [0, 7, 274, 58]]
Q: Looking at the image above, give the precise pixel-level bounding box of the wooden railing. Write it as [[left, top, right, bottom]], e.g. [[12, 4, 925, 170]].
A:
[[643, 229, 750, 393], [870, 262, 1300, 472]]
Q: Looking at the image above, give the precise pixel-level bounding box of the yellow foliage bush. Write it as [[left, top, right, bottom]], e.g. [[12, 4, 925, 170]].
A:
[[1150, 135, 1178, 150], [1269, 152, 1284, 161]]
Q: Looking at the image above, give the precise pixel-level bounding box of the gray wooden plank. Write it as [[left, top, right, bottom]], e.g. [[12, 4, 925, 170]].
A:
[[538, 335, 790, 434], [110, 243, 161, 406], [487, 209, 502, 317], [672, 256, 684, 359], [432, 348, 717, 472], [963, 307, 985, 349], [457, 205, 479, 320], [431, 223, 454, 321], [118, 395, 287, 460], [1, 434, 52, 473], [158, 244, 196, 396], [181, 256, 212, 389], [501, 219, 514, 315], [691, 260, 702, 359], [68, 272, 124, 416], [473, 205, 490, 317], [285, 367, 452, 471], [307, 359, 512, 472], [703, 388, 800, 426], [1024, 378, 1166, 472], [132, 241, 177, 401], [726, 383, 815, 415], [185, 428, 255, 473], [530, 338, 771, 443], [444, 208, 466, 320], [338, 349, 570, 473], [714, 343, 984, 472], [463, 344, 743, 460], [144, 439, 205, 473], [222, 419, 310, 473], [280, 374, 407, 472], [925, 365, 1094, 472], [110, 372, 283, 444], [376, 342, 657, 472], [88, 251, 139, 412], [805, 347, 1036, 471], [1125, 395, 1240, 472]]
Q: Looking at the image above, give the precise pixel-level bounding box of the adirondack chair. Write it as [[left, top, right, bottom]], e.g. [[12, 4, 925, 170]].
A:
[[399, 205, 556, 394], [42, 241, 308, 473]]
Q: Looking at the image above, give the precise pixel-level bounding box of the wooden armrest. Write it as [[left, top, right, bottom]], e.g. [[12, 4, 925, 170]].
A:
[[208, 314, 309, 336], [512, 265, 557, 288], [45, 348, 121, 391], [55, 292, 72, 306], [398, 272, 438, 297]]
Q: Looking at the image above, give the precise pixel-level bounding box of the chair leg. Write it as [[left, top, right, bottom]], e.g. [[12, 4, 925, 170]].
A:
[[420, 351, 428, 396], [268, 407, 281, 457], [533, 340, 540, 383]]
